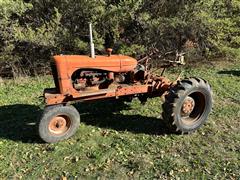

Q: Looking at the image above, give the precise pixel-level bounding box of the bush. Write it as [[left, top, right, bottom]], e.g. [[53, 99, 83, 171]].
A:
[[0, 0, 239, 77]]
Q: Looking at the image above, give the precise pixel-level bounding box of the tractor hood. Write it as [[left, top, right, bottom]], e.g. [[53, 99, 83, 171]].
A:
[[53, 55, 138, 73]]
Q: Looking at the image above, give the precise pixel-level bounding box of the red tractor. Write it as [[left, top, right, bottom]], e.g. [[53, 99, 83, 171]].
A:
[[38, 24, 213, 143]]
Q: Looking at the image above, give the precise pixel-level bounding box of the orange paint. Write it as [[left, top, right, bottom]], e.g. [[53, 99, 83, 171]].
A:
[[44, 54, 172, 105], [54, 55, 137, 94], [54, 55, 137, 72], [44, 84, 152, 105]]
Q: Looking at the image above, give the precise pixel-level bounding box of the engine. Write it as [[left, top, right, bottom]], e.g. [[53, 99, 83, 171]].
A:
[[71, 64, 146, 91], [71, 69, 131, 91]]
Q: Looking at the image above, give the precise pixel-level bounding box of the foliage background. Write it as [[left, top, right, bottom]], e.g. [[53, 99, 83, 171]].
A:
[[0, 1, 239, 178], [0, 0, 240, 76]]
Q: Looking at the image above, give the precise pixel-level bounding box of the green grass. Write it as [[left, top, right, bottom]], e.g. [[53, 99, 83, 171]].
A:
[[0, 61, 239, 179]]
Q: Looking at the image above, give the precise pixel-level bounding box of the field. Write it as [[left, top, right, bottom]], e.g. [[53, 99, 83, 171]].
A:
[[0, 60, 239, 179]]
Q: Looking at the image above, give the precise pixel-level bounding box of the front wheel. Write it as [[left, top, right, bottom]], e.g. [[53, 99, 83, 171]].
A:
[[162, 77, 213, 133], [38, 105, 80, 143]]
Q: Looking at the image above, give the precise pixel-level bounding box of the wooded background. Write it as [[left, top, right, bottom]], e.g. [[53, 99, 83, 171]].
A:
[[0, 0, 239, 77]]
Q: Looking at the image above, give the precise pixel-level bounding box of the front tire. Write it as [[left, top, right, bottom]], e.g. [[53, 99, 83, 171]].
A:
[[162, 77, 213, 133], [38, 105, 80, 143]]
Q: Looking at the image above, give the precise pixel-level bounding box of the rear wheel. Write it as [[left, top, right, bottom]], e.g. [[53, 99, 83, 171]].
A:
[[162, 77, 213, 133], [38, 105, 80, 143]]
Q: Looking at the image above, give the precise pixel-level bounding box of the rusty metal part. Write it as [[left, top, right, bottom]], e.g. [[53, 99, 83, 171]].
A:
[[44, 73, 172, 105], [137, 55, 150, 63], [153, 76, 171, 91], [48, 115, 71, 135], [114, 74, 125, 83], [44, 84, 152, 105], [106, 48, 113, 56], [180, 92, 206, 126], [181, 96, 195, 115], [108, 72, 114, 80]]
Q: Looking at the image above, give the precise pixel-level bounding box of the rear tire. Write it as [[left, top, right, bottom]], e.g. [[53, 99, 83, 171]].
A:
[[162, 77, 213, 133], [38, 105, 80, 143]]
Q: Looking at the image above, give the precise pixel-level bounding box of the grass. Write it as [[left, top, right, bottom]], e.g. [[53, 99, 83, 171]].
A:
[[0, 60, 239, 179]]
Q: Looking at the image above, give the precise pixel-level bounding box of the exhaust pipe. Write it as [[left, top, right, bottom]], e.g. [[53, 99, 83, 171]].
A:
[[89, 23, 95, 58]]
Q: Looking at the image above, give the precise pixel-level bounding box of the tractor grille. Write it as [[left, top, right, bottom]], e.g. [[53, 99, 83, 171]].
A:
[[50, 62, 60, 92]]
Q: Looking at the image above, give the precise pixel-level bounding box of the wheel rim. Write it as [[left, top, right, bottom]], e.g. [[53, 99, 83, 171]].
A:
[[48, 115, 71, 135], [181, 96, 195, 116], [180, 92, 206, 126]]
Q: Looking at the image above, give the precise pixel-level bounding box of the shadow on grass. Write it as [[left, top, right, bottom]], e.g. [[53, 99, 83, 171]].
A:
[[75, 100, 170, 135], [218, 70, 240, 76], [0, 104, 42, 143], [0, 100, 171, 143]]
